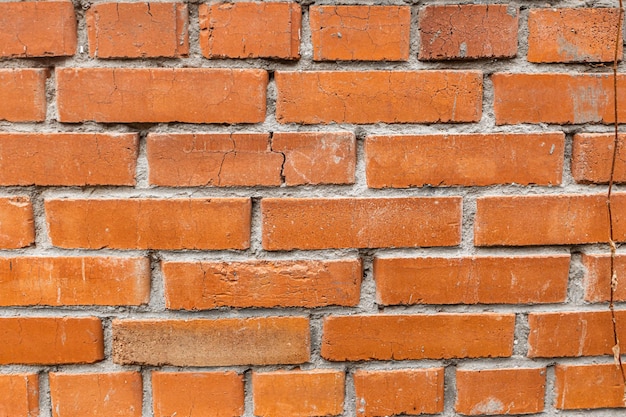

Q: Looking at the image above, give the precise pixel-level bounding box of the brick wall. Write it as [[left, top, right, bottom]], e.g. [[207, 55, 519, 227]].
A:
[[0, 1, 625, 416]]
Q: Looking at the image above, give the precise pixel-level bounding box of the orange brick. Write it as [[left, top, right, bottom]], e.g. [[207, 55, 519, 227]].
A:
[[474, 194, 626, 246], [147, 133, 283, 187], [419, 5, 518, 60], [262, 197, 461, 250], [455, 368, 546, 415], [200, 2, 301, 59], [582, 253, 626, 302], [572, 133, 626, 184], [555, 364, 626, 409], [86, 2, 188, 58], [493, 73, 626, 125], [0, 1, 76, 57], [0, 257, 150, 306], [365, 133, 564, 188], [0, 374, 39, 417], [45, 198, 251, 250], [152, 372, 244, 417], [113, 317, 309, 366], [0, 69, 47, 122], [0, 133, 137, 186], [163, 259, 362, 309], [310, 5, 410, 61], [528, 8, 622, 63], [271, 132, 356, 185], [354, 369, 444, 417], [375, 255, 570, 305], [253, 370, 344, 417], [56, 68, 267, 123], [528, 310, 626, 357], [50, 372, 142, 417], [0, 197, 34, 249], [275, 71, 482, 124], [321, 314, 515, 361], [0, 317, 103, 364]]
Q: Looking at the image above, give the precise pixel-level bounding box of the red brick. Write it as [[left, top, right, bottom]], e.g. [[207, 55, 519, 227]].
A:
[[275, 71, 482, 124], [528, 8, 622, 63], [321, 314, 515, 361], [45, 198, 250, 250], [0, 1, 76, 57], [86, 2, 188, 58], [583, 253, 626, 302], [0, 317, 103, 364], [0, 69, 47, 122], [152, 372, 244, 417], [365, 133, 564, 188], [200, 2, 301, 59], [474, 194, 626, 246], [375, 255, 570, 305], [528, 310, 626, 357], [163, 259, 361, 309], [262, 197, 462, 250], [0, 133, 137, 186], [0, 257, 150, 306], [493, 73, 626, 125], [419, 5, 518, 61], [56, 68, 267, 123], [147, 133, 283, 187], [271, 132, 356, 185], [555, 363, 626, 409], [354, 369, 444, 417], [50, 372, 142, 417], [0, 374, 39, 417], [310, 5, 410, 61], [0, 197, 34, 249], [572, 133, 626, 184], [455, 368, 546, 415], [113, 317, 309, 366], [253, 370, 344, 417]]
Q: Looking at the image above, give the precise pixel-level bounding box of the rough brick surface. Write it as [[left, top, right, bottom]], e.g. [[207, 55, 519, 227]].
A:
[[163, 259, 361, 309], [419, 5, 518, 60], [365, 133, 564, 187], [0, 69, 47, 122], [555, 364, 626, 409], [199, 2, 301, 59], [582, 253, 626, 302], [275, 71, 482, 124], [528, 8, 622, 63], [310, 5, 410, 61], [0, 196, 35, 249], [572, 133, 626, 183], [113, 317, 310, 366], [0, 374, 39, 417]]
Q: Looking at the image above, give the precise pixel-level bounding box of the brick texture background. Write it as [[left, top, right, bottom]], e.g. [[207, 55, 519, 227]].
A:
[[1, 0, 625, 416]]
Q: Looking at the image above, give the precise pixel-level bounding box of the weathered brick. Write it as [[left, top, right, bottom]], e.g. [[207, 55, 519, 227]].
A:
[[253, 370, 345, 417], [262, 197, 462, 250], [321, 314, 515, 361], [0, 317, 103, 364], [45, 198, 251, 250], [354, 369, 444, 417], [0, 197, 35, 249], [163, 259, 361, 309], [572, 133, 626, 184], [152, 372, 244, 417], [310, 5, 410, 61], [86, 2, 188, 58], [555, 364, 626, 409], [50, 372, 142, 417], [56, 68, 267, 123], [582, 253, 626, 302], [0, 0, 76, 57], [365, 133, 564, 188], [419, 5, 518, 60], [0, 374, 39, 417], [455, 368, 546, 415], [0, 257, 150, 306], [375, 255, 570, 305], [528, 8, 622, 63], [275, 71, 482, 124], [113, 317, 309, 366], [0, 69, 47, 122], [199, 2, 301, 59]]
